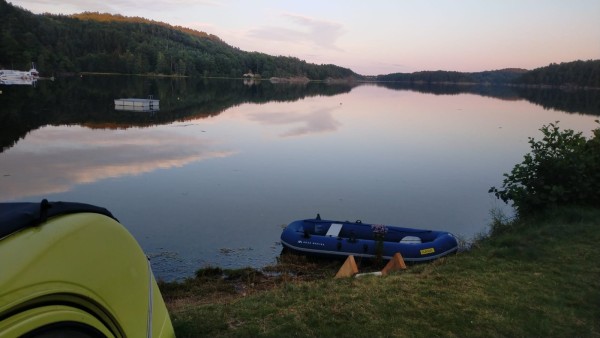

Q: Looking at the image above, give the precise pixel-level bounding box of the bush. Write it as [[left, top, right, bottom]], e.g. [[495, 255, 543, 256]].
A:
[[490, 121, 600, 216]]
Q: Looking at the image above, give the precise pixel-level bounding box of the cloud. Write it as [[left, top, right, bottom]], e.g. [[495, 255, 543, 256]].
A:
[[283, 13, 345, 50], [0, 125, 235, 200], [13, 0, 220, 15], [247, 12, 345, 51], [248, 105, 342, 137]]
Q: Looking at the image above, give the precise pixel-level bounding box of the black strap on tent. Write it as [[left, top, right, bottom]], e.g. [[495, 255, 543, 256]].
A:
[[0, 199, 118, 240]]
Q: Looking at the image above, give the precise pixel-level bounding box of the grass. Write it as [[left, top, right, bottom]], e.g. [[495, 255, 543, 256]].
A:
[[159, 207, 600, 337]]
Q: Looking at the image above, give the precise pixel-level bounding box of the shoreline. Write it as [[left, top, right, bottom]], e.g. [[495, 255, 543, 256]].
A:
[[159, 206, 600, 337], [65, 73, 600, 90]]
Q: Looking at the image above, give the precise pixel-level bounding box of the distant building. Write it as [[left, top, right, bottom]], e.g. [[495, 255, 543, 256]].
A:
[[242, 71, 260, 78]]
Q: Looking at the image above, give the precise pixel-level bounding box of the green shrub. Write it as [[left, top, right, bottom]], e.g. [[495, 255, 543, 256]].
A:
[[490, 121, 600, 216]]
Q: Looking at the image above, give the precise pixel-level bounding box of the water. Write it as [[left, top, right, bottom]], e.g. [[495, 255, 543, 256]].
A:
[[1, 77, 597, 281]]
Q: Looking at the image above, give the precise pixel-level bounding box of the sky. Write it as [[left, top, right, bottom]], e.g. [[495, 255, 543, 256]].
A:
[[9, 0, 600, 75]]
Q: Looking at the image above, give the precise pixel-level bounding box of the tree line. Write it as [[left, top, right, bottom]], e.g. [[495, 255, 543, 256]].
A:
[[376, 62, 600, 88], [375, 69, 528, 84], [513, 60, 600, 88], [0, 0, 357, 80]]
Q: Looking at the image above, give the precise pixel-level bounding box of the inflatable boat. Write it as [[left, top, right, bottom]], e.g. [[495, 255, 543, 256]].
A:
[[280, 215, 459, 262]]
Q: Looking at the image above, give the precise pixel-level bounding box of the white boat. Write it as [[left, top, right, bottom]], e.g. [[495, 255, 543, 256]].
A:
[[0, 70, 32, 80], [0, 63, 40, 82]]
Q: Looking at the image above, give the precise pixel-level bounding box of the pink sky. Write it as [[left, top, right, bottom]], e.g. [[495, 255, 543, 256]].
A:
[[10, 0, 600, 75]]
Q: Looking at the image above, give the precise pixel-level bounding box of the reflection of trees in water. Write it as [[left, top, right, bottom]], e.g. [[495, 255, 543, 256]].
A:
[[374, 82, 600, 115], [1, 77, 598, 152], [0, 77, 355, 152], [511, 87, 600, 116], [374, 82, 521, 99]]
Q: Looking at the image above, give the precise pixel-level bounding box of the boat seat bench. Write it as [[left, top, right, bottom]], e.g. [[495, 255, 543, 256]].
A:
[[325, 223, 343, 237]]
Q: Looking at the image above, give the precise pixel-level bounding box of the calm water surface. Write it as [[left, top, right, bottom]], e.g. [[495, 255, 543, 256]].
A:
[[0, 77, 597, 280]]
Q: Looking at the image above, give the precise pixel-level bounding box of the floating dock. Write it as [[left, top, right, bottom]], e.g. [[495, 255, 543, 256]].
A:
[[114, 98, 159, 112]]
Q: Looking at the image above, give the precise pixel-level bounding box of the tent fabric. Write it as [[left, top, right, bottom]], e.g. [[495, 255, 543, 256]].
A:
[[0, 199, 117, 239]]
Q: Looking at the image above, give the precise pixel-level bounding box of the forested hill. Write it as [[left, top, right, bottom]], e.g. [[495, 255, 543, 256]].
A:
[[376, 61, 600, 88], [375, 69, 528, 85], [0, 0, 357, 79], [513, 60, 600, 88], [2, 0, 598, 86]]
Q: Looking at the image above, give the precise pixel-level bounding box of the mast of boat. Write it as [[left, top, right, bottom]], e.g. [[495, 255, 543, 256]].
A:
[[29, 62, 39, 78]]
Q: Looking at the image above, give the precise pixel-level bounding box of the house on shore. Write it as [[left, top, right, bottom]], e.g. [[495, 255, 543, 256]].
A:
[[242, 71, 261, 79]]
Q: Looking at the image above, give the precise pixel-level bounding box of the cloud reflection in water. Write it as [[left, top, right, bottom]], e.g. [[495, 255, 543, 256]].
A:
[[0, 125, 234, 200], [247, 105, 342, 137]]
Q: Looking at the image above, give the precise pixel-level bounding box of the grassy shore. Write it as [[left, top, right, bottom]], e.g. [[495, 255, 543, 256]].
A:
[[159, 207, 600, 337]]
